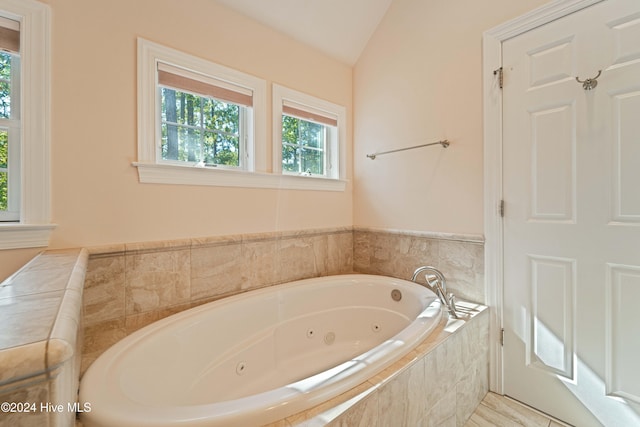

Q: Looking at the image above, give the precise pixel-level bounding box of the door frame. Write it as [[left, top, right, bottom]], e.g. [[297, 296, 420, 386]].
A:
[[482, 0, 605, 395]]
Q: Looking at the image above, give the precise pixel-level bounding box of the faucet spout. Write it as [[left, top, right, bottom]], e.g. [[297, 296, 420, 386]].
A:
[[411, 266, 458, 318]]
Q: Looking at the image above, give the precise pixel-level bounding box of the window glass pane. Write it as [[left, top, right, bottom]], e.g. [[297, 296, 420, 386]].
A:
[[207, 101, 239, 134], [161, 86, 241, 167], [0, 52, 12, 119], [203, 132, 239, 166], [298, 120, 324, 149], [282, 143, 299, 173], [282, 115, 327, 175], [301, 148, 324, 175]]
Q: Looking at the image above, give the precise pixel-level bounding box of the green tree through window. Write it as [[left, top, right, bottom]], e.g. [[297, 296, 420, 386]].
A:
[[161, 88, 241, 167], [282, 115, 326, 175]]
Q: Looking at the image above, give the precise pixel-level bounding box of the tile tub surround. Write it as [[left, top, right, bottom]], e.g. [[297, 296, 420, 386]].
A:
[[81, 227, 486, 374], [353, 228, 485, 304], [0, 249, 88, 427], [263, 301, 489, 427], [81, 228, 354, 373]]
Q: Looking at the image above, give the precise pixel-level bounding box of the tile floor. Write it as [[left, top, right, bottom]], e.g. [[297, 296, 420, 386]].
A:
[[465, 392, 572, 427]]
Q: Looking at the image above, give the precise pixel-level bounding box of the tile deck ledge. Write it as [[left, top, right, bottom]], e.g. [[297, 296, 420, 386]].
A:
[[0, 248, 88, 386]]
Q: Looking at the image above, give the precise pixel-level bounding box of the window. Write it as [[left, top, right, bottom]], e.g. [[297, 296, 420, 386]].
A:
[[136, 39, 346, 191], [282, 108, 334, 177], [158, 63, 249, 169], [0, 1, 53, 250], [135, 38, 267, 186], [273, 84, 346, 183]]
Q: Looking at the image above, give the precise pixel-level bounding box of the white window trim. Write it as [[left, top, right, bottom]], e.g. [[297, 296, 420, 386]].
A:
[[0, 0, 54, 250], [135, 39, 346, 192], [273, 84, 346, 190], [135, 38, 269, 182]]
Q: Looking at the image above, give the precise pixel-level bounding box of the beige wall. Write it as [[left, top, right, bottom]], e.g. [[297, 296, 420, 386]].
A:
[[353, 0, 548, 235], [1, 0, 353, 280], [1, 0, 556, 281]]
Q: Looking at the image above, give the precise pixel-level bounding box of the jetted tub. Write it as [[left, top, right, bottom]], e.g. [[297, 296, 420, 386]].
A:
[[79, 274, 443, 427]]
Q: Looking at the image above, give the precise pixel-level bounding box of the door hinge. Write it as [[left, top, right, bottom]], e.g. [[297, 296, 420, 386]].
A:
[[493, 67, 503, 89], [500, 328, 505, 346], [499, 199, 505, 217]]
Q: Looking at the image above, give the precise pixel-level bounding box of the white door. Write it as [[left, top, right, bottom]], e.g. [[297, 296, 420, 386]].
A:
[[502, 1, 640, 426]]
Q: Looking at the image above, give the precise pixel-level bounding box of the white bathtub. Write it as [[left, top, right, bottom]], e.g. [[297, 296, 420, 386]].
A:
[[79, 274, 442, 427]]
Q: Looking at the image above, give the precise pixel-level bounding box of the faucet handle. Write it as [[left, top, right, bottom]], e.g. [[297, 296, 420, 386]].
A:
[[448, 293, 457, 312]]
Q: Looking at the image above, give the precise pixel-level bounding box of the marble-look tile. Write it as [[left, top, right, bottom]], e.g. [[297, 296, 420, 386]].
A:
[[278, 235, 327, 283], [284, 382, 374, 427], [376, 365, 409, 426], [242, 239, 280, 290], [0, 379, 50, 427], [0, 268, 70, 298], [0, 342, 46, 385], [124, 238, 191, 253], [353, 227, 483, 245], [81, 319, 126, 375], [21, 249, 82, 272], [465, 404, 512, 427], [191, 243, 243, 300], [124, 302, 191, 334], [191, 234, 242, 247], [326, 389, 378, 427], [0, 291, 63, 349], [424, 387, 457, 427], [125, 248, 190, 314], [352, 231, 371, 271], [83, 254, 125, 326], [456, 358, 489, 426], [477, 393, 550, 427], [354, 230, 440, 280], [48, 289, 83, 367], [438, 240, 484, 304], [353, 229, 485, 304], [85, 243, 125, 256], [327, 232, 353, 275]]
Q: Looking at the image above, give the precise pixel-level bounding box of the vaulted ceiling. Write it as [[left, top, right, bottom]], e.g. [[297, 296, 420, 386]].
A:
[[214, 0, 394, 65]]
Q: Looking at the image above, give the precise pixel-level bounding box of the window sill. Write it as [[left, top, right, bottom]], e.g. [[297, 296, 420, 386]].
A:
[[133, 162, 347, 192], [0, 223, 57, 250]]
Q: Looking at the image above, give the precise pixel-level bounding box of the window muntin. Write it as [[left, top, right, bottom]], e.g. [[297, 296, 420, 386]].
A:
[[160, 87, 245, 168]]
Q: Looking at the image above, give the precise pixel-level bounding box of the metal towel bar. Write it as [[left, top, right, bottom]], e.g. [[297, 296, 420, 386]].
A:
[[366, 140, 449, 160]]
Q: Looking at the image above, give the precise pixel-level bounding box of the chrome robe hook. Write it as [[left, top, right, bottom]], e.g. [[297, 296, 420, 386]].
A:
[[576, 70, 601, 90]]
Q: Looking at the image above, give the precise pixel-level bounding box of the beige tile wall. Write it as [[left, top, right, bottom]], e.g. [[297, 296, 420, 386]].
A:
[[353, 228, 485, 304], [81, 227, 485, 374], [81, 228, 353, 372]]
